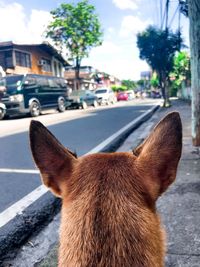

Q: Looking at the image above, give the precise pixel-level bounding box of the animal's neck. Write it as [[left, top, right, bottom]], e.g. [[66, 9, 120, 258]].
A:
[[58, 198, 165, 267]]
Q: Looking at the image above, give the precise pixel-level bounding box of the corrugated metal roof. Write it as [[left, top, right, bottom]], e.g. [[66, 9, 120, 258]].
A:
[[0, 41, 70, 66]]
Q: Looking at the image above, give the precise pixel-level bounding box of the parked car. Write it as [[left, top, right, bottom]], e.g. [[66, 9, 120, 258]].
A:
[[95, 88, 117, 105], [0, 82, 6, 120], [0, 74, 69, 118], [67, 90, 98, 109], [117, 92, 129, 101], [127, 91, 135, 100], [0, 102, 6, 120], [151, 90, 162, 98]]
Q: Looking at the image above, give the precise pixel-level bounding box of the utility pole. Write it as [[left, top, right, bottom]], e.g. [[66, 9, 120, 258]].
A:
[[188, 0, 200, 146], [165, 0, 170, 30]]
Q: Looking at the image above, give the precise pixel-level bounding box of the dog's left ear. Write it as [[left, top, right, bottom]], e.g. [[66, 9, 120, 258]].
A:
[[134, 112, 182, 200], [29, 121, 77, 197]]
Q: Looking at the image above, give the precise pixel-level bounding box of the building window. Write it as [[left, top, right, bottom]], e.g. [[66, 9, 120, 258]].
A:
[[15, 51, 31, 68], [4, 50, 14, 68], [41, 58, 52, 72]]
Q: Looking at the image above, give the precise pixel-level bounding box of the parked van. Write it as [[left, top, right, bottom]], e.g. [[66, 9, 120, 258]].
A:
[[0, 74, 69, 118]]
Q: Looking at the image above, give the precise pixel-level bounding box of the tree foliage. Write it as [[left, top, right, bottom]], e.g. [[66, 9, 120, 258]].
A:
[[111, 85, 127, 92], [170, 51, 190, 85], [169, 51, 190, 96], [121, 80, 136, 90], [137, 26, 182, 106], [150, 72, 159, 88], [46, 0, 103, 89]]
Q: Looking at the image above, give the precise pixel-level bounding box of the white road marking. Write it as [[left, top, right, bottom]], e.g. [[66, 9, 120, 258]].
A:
[[0, 104, 159, 228], [87, 105, 157, 154], [0, 168, 39, 174]]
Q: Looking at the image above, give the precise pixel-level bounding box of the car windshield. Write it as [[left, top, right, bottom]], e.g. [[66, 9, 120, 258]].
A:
[[4, 75, 24, 94], [95, 89, 107, 94]]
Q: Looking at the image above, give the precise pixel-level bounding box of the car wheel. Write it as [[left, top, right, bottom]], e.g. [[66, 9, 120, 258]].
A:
[[82, 101, 87, 109], [30, 101, 40, 117], [58, 98, 65, 112], [93, 100, 98, 108], [0, 108, 5, 120]]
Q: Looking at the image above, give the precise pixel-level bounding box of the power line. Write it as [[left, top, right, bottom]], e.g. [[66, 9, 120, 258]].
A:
[[168, 4, 179, 27], [160, 0, 163, 28], [161, 0, 168, 29]]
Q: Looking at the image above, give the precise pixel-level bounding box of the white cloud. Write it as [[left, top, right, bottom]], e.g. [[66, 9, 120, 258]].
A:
[[91, 41, 122, 55], [107, 27, 115, 34], [27, 9, 52, 43], [83, 40, 150, 80], [112, 0, 139, 10], [0, 2, 52, 44], [84, 55, 149, 80], [119, 15, 152, 38]]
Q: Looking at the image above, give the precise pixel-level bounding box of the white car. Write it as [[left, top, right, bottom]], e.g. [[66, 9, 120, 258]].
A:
[[95, 88, 117, 105], [127, 91, 135, 100]]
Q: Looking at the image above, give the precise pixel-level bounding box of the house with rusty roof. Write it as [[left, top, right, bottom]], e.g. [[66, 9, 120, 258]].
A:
[[0, 41, 70, 77], [64, 65, 121, 90]]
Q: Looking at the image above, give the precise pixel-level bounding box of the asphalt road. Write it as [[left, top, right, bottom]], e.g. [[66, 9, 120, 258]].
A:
[[0, 100, 158, 214]]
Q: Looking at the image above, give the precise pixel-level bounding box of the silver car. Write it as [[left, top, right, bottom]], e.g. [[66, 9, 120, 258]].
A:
[[0, 102, 6, 120], [95, 88, 117, 105]]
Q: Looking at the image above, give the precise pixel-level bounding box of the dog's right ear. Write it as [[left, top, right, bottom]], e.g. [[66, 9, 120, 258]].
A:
[[29, 121, 77, 197], [134, 112, 182, 200]]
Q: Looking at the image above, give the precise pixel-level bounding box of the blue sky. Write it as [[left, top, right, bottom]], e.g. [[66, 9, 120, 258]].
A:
[[0, 0, 189, 80]]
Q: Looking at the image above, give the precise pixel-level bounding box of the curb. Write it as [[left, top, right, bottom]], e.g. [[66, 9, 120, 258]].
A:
[[100, 104, 160, 152], [0, 103, 160, 261], [0, 193, 61, 262]]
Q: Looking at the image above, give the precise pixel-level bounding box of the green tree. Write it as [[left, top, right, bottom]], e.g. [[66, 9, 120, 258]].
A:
[[46, 0, 103, 89], [137, 26, 182, 107], [150, 72, 159, 89], [111, 85, 127, 92], [121, 80, 136, 90], [170, 51, 191, 96]]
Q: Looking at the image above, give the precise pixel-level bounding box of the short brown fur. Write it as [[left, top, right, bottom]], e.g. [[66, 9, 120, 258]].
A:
[[29, 112, 182, 267]]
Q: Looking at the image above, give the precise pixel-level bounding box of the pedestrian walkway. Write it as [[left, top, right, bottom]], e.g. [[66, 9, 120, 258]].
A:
[[157, 101, 200, 267], [119, 99, 200, 267]]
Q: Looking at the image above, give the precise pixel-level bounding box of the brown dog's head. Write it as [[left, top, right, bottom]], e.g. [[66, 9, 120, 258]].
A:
[[29, 112, 182, 267]]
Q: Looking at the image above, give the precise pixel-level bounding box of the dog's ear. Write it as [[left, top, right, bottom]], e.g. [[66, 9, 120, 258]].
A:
[[134, 112, 182, 200], [29, 121, 77, 198]]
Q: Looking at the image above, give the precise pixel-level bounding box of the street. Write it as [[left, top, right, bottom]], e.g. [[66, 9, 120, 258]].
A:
[[0, 99, 159, 219], [2, 99, 200, 267]]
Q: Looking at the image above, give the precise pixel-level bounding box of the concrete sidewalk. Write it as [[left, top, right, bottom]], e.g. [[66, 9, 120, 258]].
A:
[[7, 99, 200, 267], [119, 99, 200, 267]]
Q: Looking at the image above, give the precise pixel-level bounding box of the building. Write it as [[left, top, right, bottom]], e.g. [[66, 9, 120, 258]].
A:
[[64, 66, 121, 90], [0, 41, 70, 77], [140, 71, 151, 81], [95, 72, 121, 88], [64, 66, 97, 90]]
